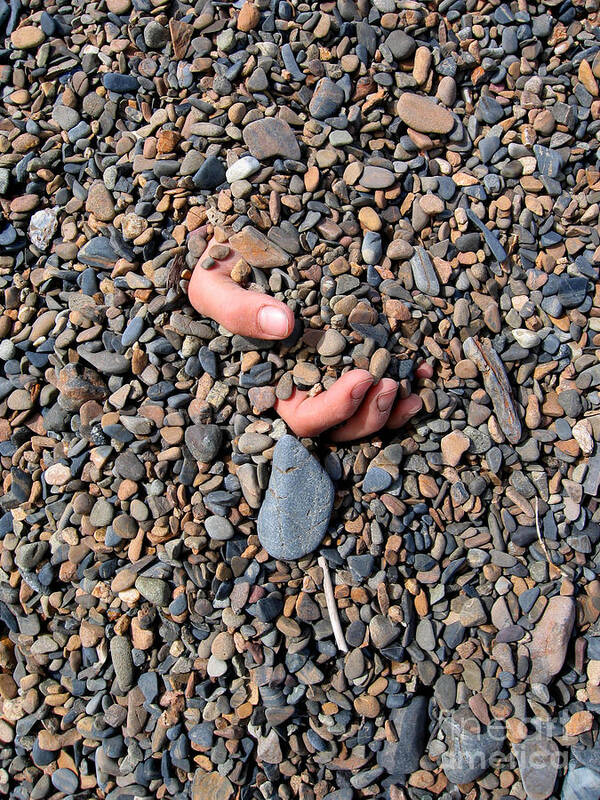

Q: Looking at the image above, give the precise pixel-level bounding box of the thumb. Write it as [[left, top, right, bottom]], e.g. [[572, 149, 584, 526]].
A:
[[188, 261, 295, 340]]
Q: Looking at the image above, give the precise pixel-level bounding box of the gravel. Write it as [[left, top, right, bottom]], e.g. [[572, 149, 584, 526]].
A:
[[1, 0, 600, 797]]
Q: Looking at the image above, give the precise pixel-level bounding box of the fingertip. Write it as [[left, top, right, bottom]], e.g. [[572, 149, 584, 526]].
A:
[[407, 394, 422, 413], [257, 304, 294, 339], [385, 393, 424, 429]]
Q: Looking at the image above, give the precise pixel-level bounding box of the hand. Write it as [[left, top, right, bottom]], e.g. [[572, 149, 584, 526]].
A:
[[188, 235, 432, 441]]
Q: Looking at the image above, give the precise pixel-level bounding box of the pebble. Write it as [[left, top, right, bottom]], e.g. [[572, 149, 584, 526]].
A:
[[463, 337, 522, 444], [134, 576, 170, 606], [257, 435, 334, 560], [192, 771, 234, 800], [441, 430, 470, 466], [396, 93, 455, 134], [411, 246, 440, 296], [102, 73, 139, 93], [528, 596, 575, 685], [442, 709, 505, 783], [309, 78, 345, 120], [377, 696, 428, 774], [514, 733, 559, 800], [1, 0, 599, 796], [562, 764, 600, 800], [11, 26, 44, 49], [243, 118, 301, 160], [185, 424, 222, 462], [194, 156, 226, 190], [51, 769, 78, 794], [317, 329, 346, 357], [385, 30, 415, 60], [86, 181, 115, 221], [110, 636, 133, 693], [229, 226, 290, 268], [225, 156, 260, 183], [205, 516, 234, 541]]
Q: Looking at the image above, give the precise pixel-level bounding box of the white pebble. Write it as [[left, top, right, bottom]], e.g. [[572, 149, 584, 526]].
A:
[[226, 155, 260, 183], [512, 329, 541, 348]]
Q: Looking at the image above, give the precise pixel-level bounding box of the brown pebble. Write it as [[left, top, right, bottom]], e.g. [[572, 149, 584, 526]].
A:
[[455, 359, 478, 379], [292, 361, 321, 387], [208, 244, 231, 260], [565, 710, 593, 736], [237, 1, 260, 31], [369, 348, 391, 382], [354, 695, 380, 718]]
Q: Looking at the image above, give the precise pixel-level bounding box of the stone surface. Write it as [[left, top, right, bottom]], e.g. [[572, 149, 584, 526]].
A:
[[257, 435, 334, 560], [562, 764, 600, 800], [229, 226, 290, 267], [185, 424, 222, 462], [192, 771, 234, 800], [396, 93, 455, 134], [1, 1, 600, 796], [11, 26, 45, 49], [441, 430, 470, 466], [411, 246, 440, 296], [514, 733, 559, 800], [442, 708, 505, 784], [243, 118, 301, 160], [528, 596, 575, 684], [377, 695, 428, 775], [309, 78, 345, 120]]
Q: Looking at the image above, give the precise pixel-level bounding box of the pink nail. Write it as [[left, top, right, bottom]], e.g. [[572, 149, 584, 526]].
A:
[[258, 306, 290, 338], [377, 390, 397, 412], [351, 378, 373, 399], [407, 395, 423, 413]]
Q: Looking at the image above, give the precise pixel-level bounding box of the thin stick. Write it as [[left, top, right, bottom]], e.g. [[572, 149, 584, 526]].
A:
[[318, 556, 348, 654]]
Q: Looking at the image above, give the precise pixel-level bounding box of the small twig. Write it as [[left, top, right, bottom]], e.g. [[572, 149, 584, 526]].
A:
[[318, 556, 348, 654], [535, 498, 568, 579]]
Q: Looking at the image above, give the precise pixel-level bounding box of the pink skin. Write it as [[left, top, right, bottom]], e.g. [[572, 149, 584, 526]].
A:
[[188, 237, 433, 441]]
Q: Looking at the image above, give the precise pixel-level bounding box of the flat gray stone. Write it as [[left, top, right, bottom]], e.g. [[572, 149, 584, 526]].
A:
[[442, 707, 504, 784], [205, 515, 234, 540], [385, 29, 416, 60], [377, 695, 428, 775], [78, 236, 118, 269], [562, 762, 600, 800], [410, 246, 440, 296], [309, 77, 345, 120], [514, 733, 559, 800], [78, 348, 130, 374], [135, 576, 170, 606], [185, 424, 222, 462], [257, 435, 334, 560], [110, 636, 133, 693]]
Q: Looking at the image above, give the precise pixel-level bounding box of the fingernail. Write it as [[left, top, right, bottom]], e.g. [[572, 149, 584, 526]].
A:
[[351, 378, 373, 399], [258, 306, 290, 337], [377, 390, 397, 412], [407, 395, 423, 413]]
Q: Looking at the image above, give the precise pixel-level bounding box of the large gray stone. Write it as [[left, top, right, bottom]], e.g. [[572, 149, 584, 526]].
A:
[[377, 695, 428, 775], [441, 706, 505, 784], [514, 733, 559, 800], [110, 636, 133, 693], [562, 762, 600, 800], [257, 435, 334, 560], [185, 424, 222, 462], [410, 246, 440, 296]]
